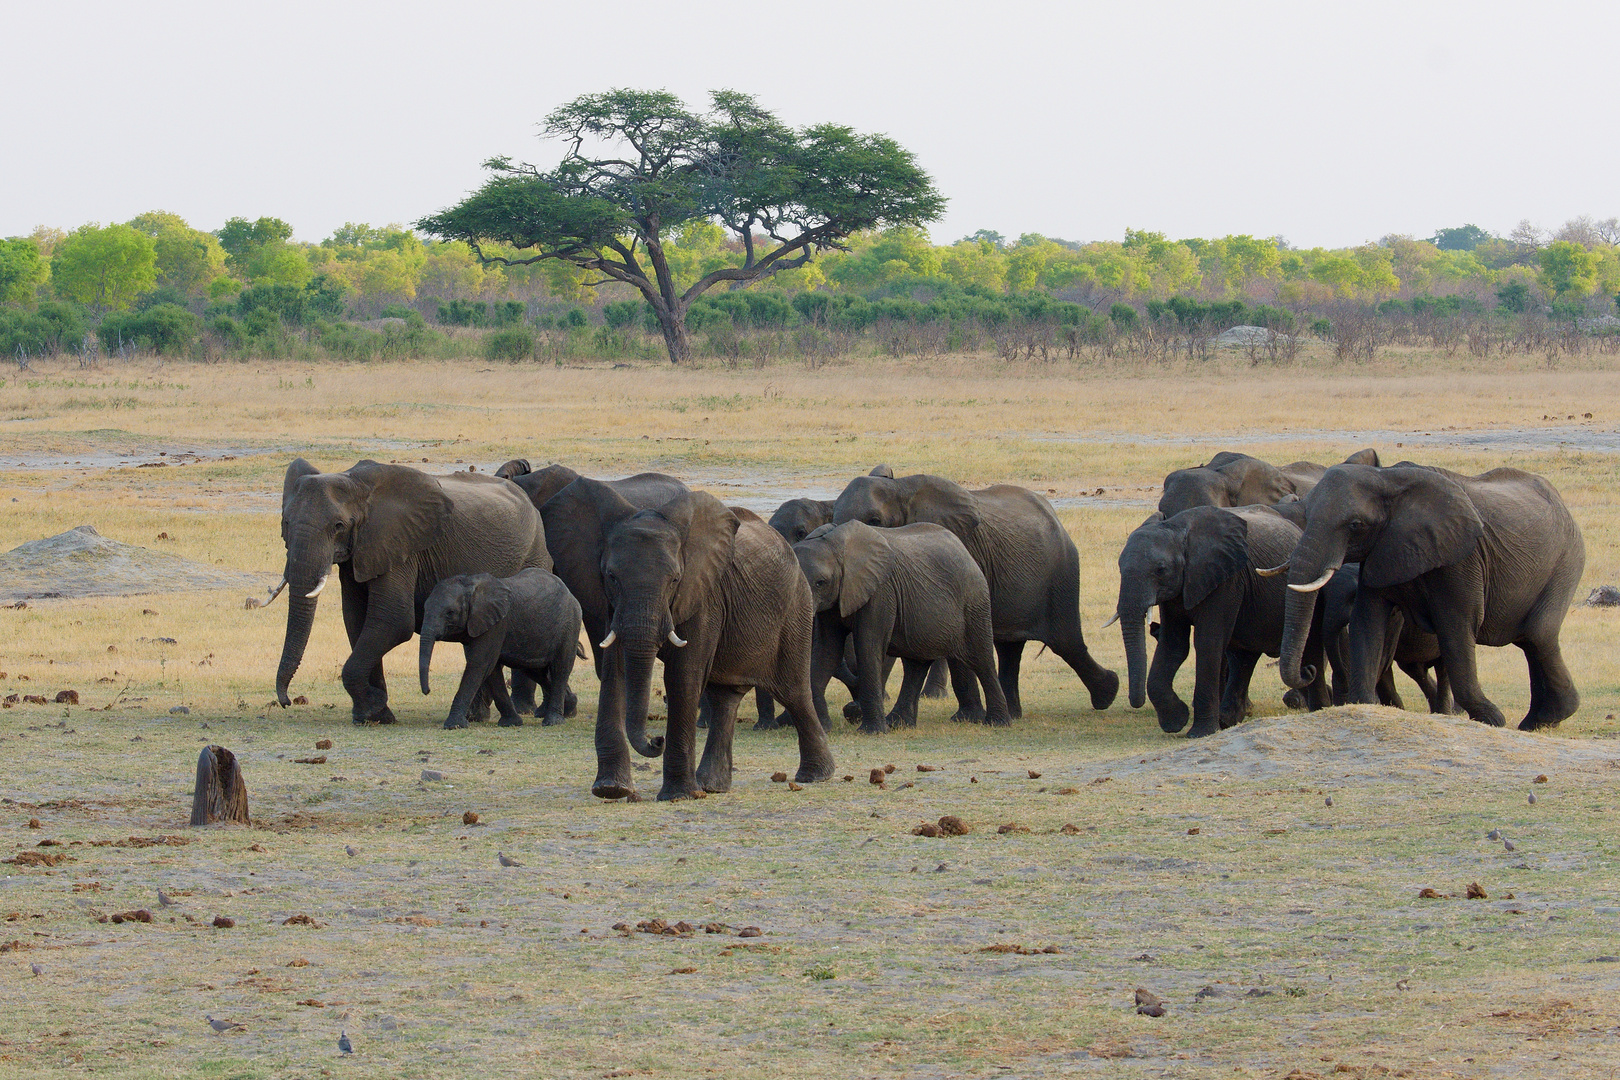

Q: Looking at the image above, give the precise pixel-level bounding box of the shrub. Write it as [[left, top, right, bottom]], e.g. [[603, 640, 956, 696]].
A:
[[97, 303, 200, 354], [438, 299, 487, 326], [483, 326, 535, 362], [603, 300, 642, 329], [561, 306, 589, 329], [1109, 303, 1138, 331], [1311, 318, 1333, 338]]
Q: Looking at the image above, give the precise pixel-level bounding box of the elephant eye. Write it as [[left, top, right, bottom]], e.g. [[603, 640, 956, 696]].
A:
[[815, 578, 828, 588], [1347, 520, 1368, 533], [867, 517, 881, 526]]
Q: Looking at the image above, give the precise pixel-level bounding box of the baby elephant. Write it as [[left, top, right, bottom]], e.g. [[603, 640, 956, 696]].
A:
[[794, 521, 1009, 733], [419, 569, 583, 730]]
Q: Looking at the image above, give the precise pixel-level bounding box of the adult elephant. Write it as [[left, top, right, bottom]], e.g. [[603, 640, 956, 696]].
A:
[[272, 459, 551, 724], [1113, 505, 1329, 738], [833, 472, 1117, 716], [494, 459, 581, 509], [542, 477, 834, 800], [1158, 449, 1379, 517], [1276, 463, 1584, 729]]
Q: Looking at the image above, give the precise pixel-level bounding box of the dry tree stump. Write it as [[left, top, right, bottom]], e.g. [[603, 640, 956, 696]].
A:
[[189, 745, 250, 826]]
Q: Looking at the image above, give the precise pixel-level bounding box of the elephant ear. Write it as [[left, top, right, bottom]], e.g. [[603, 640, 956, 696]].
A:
[[348, 463, 452, 583], [1182, 509, 1250, 609], [868, 464, 896, 479], [1232, 463, 1297, 506], [837, 523, 898, 619], [282, 458, 320, 515], [1361, 469, 1484, 590], [900, 475, 982, 536], [1343, 448, 1381, 467], [494, 458, 531, 479], [1136, 510, 1167, 530], [467, 575, 511, 638], [659, 490, 740, 627], [540, 477, 639, 624], [1204, 451, 1249, 470]]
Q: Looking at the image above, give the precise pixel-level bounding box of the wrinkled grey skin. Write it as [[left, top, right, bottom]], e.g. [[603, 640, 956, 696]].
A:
[[1278, 463, 1584, 730], [1318, 564, 1453, 713], [419, 568, 583, 729], [1158, 449, 1380, 517], [274, 459, 551, 724], [795, 521, 1009, 732], [1115, 506, 1330, 738], [544, 478, 835, 801], [833, 473, 1117, 717]]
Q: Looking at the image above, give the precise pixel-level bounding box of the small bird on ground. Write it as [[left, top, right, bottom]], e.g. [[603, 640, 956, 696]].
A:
[[1504, 839, 1517, 852], [497, 852, 522, 867], [30, 963, 44, 976], [345, 845, 359, 858], [158, 888, 177, 907], [206, 1015, 243, 1033], [338, 1029, 353, 1054], [1324, 796, 1333, 807], [1528, 792, 1538, 805], [1486, 829, 1502, 841]]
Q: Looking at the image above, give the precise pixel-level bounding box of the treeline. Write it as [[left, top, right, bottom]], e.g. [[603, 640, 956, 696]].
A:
[[2, 210, 1619, 366]]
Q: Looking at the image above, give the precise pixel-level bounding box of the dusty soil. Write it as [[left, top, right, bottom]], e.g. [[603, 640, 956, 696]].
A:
[[0, 526, 271, 603]]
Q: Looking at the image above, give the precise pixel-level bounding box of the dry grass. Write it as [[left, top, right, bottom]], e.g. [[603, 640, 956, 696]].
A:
[[3, 350, 1620, 1078]]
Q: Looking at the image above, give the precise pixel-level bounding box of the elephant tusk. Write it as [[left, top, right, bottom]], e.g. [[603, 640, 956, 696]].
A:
[[265, 576, 288, 602], [598, 629, 617, 649], [1101, 612, 1120, 628], [1287, 568, 1337, 593], [667, 629, 688, 647], [1255, 562, 1289, 578], [304, 574, 329, 599]]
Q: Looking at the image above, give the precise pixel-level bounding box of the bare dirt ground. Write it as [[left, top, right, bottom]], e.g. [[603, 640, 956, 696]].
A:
[[3, 351, 1620, 1078]]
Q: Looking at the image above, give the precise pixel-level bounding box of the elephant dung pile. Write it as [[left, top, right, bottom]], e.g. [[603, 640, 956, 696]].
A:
[[0, 525, 271, 603], [1086, 705, 1620, 785]]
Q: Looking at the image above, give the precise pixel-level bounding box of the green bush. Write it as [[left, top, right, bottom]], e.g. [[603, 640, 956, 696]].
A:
[[561, 306, 589, 329], [483, 326, 535, 362], [97, 303, 200, 354], [1109, 303, 1139, 331], [1311, 318, 1333, 338], [0, 301, 88, 357], [438, 299, 487, 326]]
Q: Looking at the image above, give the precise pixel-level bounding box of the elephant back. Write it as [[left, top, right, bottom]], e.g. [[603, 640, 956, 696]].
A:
[[436, 471, 551, 575]]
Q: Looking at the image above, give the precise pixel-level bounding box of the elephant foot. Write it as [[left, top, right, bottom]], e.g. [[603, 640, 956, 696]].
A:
[[884, 710, 917, 729], [657, 780, 708, 801], [510, 697, 538, 716], [443, 716, 469, 730], [1088, 669, 1120, 711], [795, 754, 835, 784], [950, 707, 986, 723], [1186, 720, 1220, 739], [1519, 715, 1566, 731], [563, 691, 578, 718], [752, 717, 781, 732], [857, 719, 891, 735], [1281, 688, 1305, 710], [842, 701, 863, 723], [696, 766, 732, 794], [591, 775, 637, 801], [353, 704, 397, 726], [497, 715, 524, 728], [540, 713, 566, 727], [983, 713, 1013, 727]]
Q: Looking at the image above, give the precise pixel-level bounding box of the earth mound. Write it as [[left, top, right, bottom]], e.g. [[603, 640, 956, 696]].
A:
[[1082, 705, 1620, 785], [0, 525, 271, 602]]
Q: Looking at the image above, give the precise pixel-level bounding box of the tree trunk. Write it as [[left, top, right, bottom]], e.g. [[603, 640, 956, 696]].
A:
[[189, 745, 250, 826], [653, 306, 692, 364]]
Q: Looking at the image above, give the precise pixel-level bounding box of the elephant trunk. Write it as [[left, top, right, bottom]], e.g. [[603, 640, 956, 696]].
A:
[[1119, 606, 1151, 710], [607, 598, 673, 758], [1279, 536, 1343, 690], [418, 630, 438, 696], [275, 530, 334, 706]]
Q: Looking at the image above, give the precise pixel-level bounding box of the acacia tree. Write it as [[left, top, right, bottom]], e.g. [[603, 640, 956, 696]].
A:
[[418, 89, 945, 363]]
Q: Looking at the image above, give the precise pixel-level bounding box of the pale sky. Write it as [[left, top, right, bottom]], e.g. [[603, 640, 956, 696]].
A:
[[4, 0, 1616, 249]]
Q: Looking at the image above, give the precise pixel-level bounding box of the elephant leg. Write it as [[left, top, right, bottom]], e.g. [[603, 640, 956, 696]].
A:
[[590, 649, 636, 800], [696, 684, 747, 793], [1147, 615, 1191, 734], [1519, 633, 1579, 730], [1326, 628, 1350, 705], [1045, 624, 1120, 712], [696, 688, 712, 731], [487, 665, 524, 727], [886, 658, 929, 729], [753, 688, 780, 731], [947, 658, 986, 722], [1432, 660, 1458, 714], [467, 680, 494, 723], [1379, 664, 1406, 709], [540, 638, 576, 727], [922, 658, 950, 699], [343, 600, 411, 725], [1219, 649, 1260, 728], [563, 686, 578, 718], [968, 632, 1011, 727], [852, 623, 891, 735], [508, 668, 540, 717], [445, 637, 505, 729], [339, 575, 391, 718], [994, 640, 1025, 719], [1430, 606, 1503, 727], [657, 656, 708, 801], [1188, 615, 1236, 738], [809, 617, 845, 731], [1344, 592, 1394, 705], [776, 678, 836, 786]]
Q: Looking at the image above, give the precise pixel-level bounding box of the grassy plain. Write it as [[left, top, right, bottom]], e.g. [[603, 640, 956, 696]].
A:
[[3, 345, 1620, 1079]]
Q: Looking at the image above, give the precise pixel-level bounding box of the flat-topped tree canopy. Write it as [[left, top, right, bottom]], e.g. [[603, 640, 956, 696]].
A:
[[418, 89, 945, 363]]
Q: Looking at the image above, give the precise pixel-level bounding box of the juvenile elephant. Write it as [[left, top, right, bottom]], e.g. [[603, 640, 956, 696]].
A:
[[542, 478, 834, 801], [833, 472, 1117, 717], [1316, 564, 1452, 713], [795, 521, 1009, 732], [1158, 449, 1380, 517], [270, 459, 551, 724], [1277, 463, 1584, 729], [1113, 505, 1329, 738], [419, 569, 583, 729]]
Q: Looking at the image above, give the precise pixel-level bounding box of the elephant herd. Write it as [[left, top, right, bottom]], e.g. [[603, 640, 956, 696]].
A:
[[265, 447, 1584, 801]]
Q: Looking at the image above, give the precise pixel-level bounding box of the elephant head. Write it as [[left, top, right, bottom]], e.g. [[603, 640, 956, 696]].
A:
[[793, 521, 897, 618], [832, 473, 981, 537], [548, 478, 738, 757], [1112, 508, 1249, 724], [275, 459, 450, 706], [419, 573, 511, 695], [1158, 452, 1303, 516], [769, 498, 835, 545], [493, 459, 532, 479], [1276, 464, 1481, 689]]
